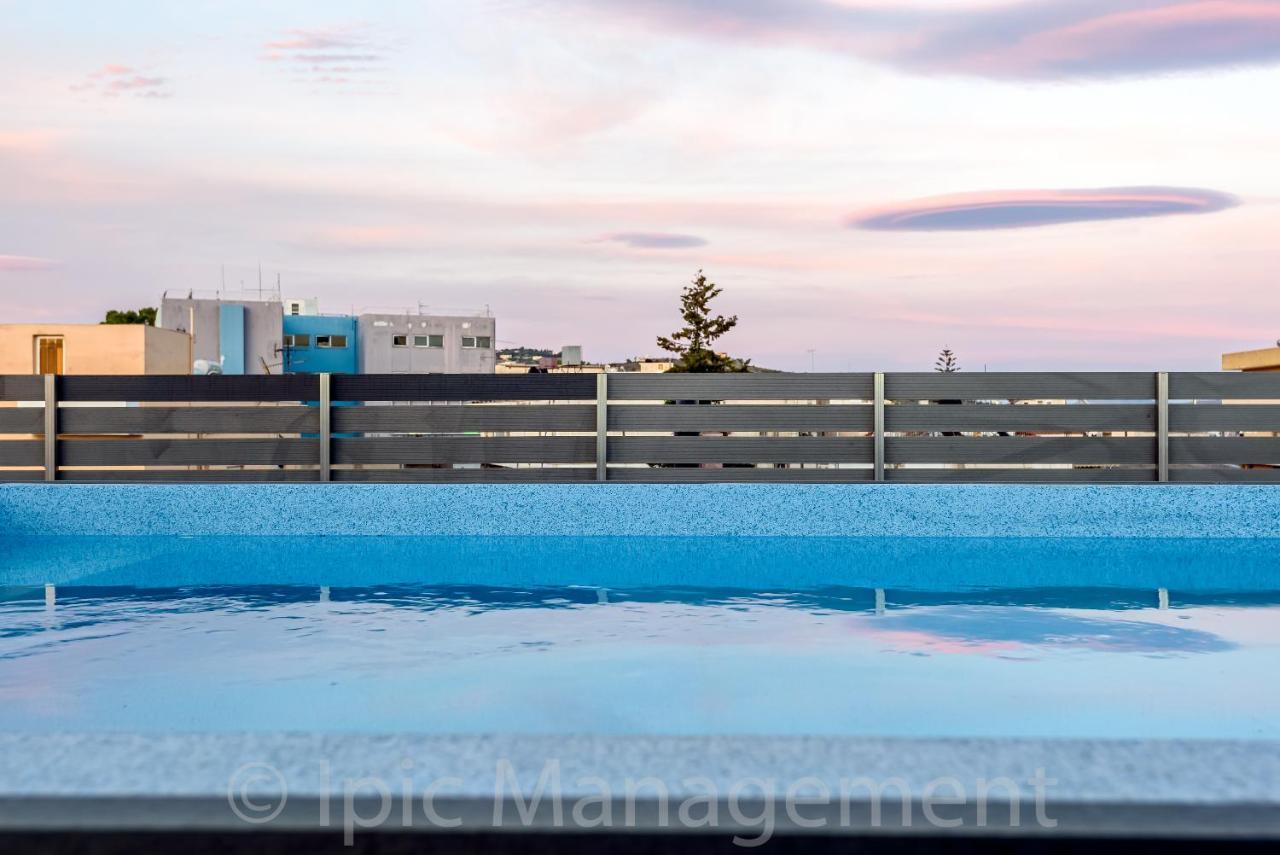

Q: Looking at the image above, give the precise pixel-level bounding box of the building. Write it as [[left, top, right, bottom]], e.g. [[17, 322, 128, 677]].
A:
[[157, 293, 283, 374], [1223, 345, 1280, 372], [282, 314, 358, 374], [358, 312, 496, 374], [0, 324, 190, 375]]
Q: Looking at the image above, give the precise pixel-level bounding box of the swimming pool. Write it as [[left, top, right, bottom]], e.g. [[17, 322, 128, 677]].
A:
[[2, 484, 1279, 842]]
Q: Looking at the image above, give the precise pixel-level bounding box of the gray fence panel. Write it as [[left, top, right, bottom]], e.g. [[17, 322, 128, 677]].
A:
[[332, 374, 596, 402], [333, 404, 595, 433], [0, 440, 43, 466], [58, 438, 318, 466], [608, 467, 874, 483], [0, 469, 43, 481], [608, 373, 875, 401], [58, 406, 319, 434], [57, 469, 321, 482], [609, 437, 874, 464], [1170, 467, 1280, 483], [0, 377, 45, 401], [333, 436, 594, 465], [1169, 372, 1280, 400], [1170, 437, 1280, 464], [886, 403, 1154, 432], [0, 409, 44, 433], [57, 375, 319, 402], [886, 467, 1155, 483], [885, 373, 1155, 401], [332, 467, 596, 483], [609, 404, 874, 433], [888, 437, 1154, 464], [1169, 404, 1280, 432]]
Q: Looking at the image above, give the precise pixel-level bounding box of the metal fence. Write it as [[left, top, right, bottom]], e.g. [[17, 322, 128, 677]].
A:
[[2, 372, 1279, 483]]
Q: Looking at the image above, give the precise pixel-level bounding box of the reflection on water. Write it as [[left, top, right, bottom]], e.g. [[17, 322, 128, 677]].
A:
[[1, 577, 1277, 740]]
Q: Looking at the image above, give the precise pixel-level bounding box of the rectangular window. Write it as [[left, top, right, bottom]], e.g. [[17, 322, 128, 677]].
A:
[[462, 336, 476, 349], [475, 336, 492, 349], [392, 335, 408, 347], [414, 335, 444, 348], [316, 335, 347, 349], [283, 334, 310, 348], [35, 336, 64, 375]]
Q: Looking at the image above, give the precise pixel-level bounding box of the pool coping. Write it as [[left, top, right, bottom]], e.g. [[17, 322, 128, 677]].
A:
[[2, 733, 1277, 839]]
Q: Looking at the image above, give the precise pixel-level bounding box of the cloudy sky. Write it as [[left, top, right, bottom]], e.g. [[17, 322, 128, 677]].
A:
[[2, 0, 1278, 370]]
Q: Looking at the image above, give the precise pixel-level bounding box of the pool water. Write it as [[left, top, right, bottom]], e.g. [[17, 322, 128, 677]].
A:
[[1, 536, 1278, 740]]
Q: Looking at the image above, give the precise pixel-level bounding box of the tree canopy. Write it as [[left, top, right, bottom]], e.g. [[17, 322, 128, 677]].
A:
[[102, 308, 157, 326]]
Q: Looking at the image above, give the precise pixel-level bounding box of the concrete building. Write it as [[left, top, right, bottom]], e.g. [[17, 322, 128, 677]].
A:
[[0, 324, 190, 375], [358, 312, 496, 374], [282, 314, 358, 374], [1223, 345, 1280, 372], [157, 294, 283, 374]]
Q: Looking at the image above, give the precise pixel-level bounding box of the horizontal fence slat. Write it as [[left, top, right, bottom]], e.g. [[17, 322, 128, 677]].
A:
[[608, 373, 875, 401], [331, 374, 596, 402], [333, 404, 595, 433], [607, 467, 874, 483], [886, 403, 1154, 432], [888, 437, 1154, 464], [1170, 437, 1280, 464], [0, 408, 44, 433], [58, 406, 319, 434], [609, 404, 873, 433], [884, 372, 1154, 401], [0, 440, 43, 466], [1170, 404, 1280, 433], [1170, 372, 1280, 400], [333, 436, 594, 464], [1170, 467, 1280, 483], [886, 467, 1156, 483], [609, 437, 873, 464], [0, 468, 44, 482], [57, 375, 319, 402], [0, 376, 44, 402], [58, 438, 318, 466], [332, 467, 596, 483], [56, 469, 321, 482]]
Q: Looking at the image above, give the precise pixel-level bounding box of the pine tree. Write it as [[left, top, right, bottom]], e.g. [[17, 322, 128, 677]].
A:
[[935, 348, 960, 373], [656, 270, 750, 373]]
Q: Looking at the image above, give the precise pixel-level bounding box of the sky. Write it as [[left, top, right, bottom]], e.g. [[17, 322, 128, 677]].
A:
[[1, 0, 1279, 371]]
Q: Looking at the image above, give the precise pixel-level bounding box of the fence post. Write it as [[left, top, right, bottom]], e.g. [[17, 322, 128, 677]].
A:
[[318, 373, 331, 482], [873, 371, 885, 482], [43, 373, 57, 482], [595, 373, 608, 482], [1156, 371, 1169, 483]]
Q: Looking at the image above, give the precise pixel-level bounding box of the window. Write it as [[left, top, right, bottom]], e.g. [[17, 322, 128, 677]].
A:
[[392, 334, 408, 347], [290, 304, 300, 316], [462, 336, 476, 349], [475, 336, 492, 349], [35, 336, 63, 374], [282, 334, 310, 348], [414, 335, 443, 348], [316, 335, 347, 349]]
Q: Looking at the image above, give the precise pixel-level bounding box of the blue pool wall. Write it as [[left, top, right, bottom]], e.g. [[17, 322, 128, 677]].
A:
[[2, 484, 1279, 538]]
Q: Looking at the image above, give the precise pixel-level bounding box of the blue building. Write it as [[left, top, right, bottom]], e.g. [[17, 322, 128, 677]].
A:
[[281, 314, 358, 374]]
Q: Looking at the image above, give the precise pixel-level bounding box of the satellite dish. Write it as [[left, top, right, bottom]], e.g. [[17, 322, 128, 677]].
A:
[[193, 359, 223, 375]]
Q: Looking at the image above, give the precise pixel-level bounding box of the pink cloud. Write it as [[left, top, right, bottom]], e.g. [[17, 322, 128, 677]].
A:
[[71, 64, 171, 98], [563, 0, 1280, 79], [849, 186, 1239, 231], [0, 255, 59, 272], [261, 25, 395, 92]]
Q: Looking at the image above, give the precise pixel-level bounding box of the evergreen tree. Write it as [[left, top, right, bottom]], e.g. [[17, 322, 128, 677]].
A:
[[935, 348, 960, 373], [656, 270, 749, 373]]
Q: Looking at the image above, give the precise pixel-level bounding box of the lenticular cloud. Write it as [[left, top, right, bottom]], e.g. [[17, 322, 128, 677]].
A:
[[848, 187, 1240, 231]]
